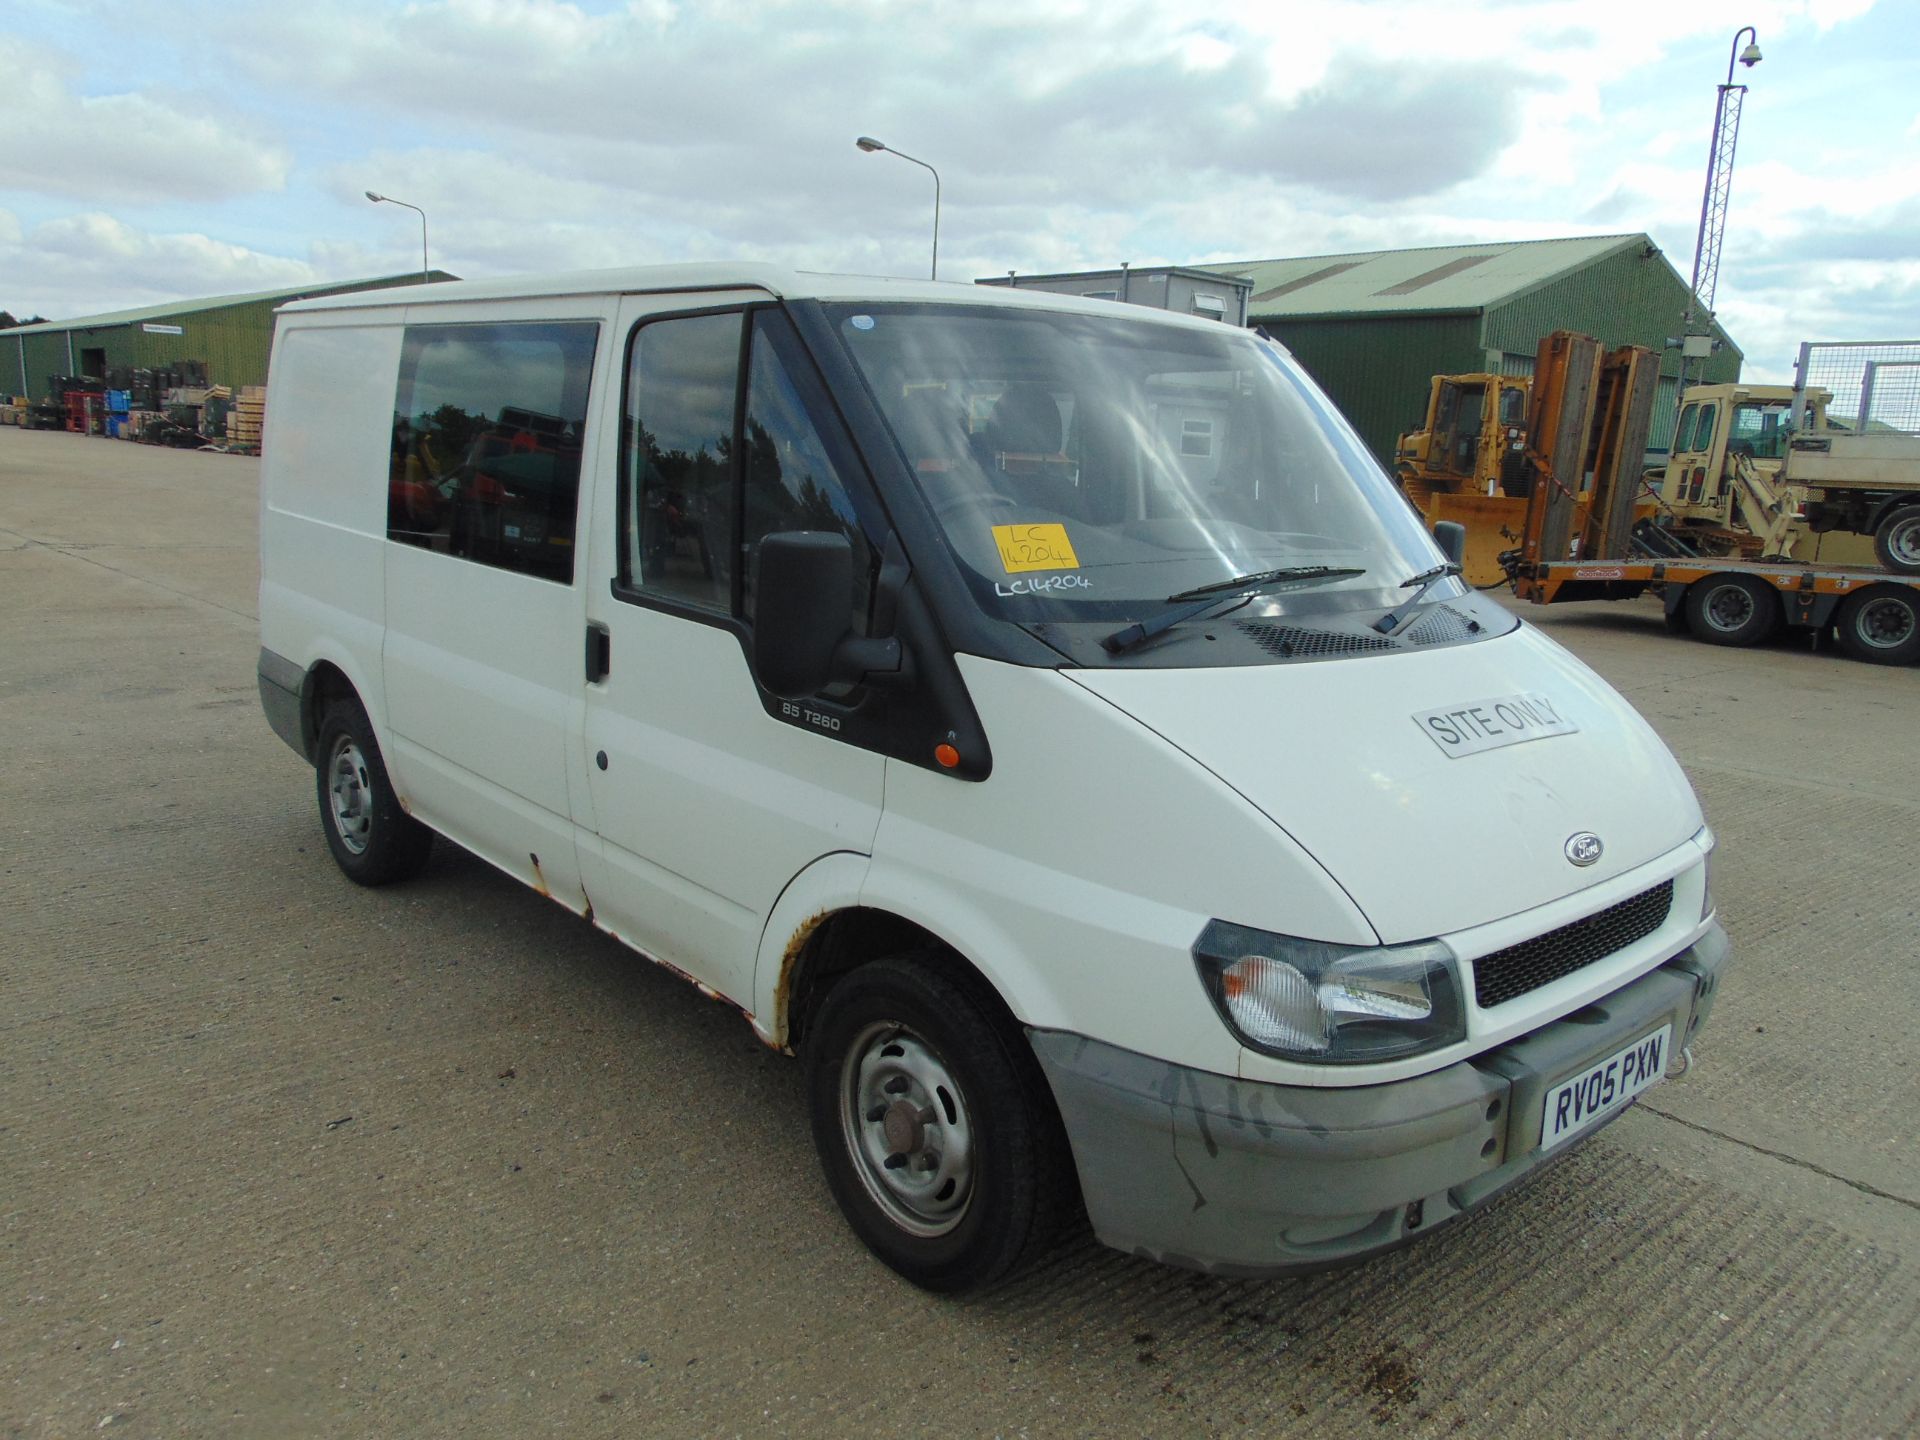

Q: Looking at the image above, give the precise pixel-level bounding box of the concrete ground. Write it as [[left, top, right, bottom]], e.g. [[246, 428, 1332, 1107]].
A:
[[1, 426, 1915, 1439]]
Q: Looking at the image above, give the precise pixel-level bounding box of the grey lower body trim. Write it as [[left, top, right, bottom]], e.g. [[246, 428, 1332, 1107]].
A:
[[257, 647, 307, 760], [1030, 922, 1729, 1278]]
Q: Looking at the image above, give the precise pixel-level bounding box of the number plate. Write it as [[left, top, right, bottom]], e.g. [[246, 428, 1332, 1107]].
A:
[[1540, 1024, 1672, 1150]]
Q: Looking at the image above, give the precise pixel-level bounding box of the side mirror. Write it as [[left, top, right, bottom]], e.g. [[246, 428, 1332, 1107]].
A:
[[752, 532, 903, 700], [1432, 520, 1466, 568]]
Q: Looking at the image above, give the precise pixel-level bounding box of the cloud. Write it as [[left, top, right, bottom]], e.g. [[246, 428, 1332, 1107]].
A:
[[0, 210, 317, 318], [0, 40, 291, 204], [3, 0, 1911, 353]]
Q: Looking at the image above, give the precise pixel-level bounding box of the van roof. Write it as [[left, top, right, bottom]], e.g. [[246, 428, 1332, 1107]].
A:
[[274, 262, 1241, 332]]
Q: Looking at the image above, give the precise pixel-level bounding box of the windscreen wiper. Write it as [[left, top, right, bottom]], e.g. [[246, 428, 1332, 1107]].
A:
[[1101, 566, 1365, 655], [1372, 561, 1463, 635]]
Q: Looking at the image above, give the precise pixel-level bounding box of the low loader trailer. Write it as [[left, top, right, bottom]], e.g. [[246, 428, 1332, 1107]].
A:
[[1513, 555, 1920, 666], [1501, 332, 1920, 666]]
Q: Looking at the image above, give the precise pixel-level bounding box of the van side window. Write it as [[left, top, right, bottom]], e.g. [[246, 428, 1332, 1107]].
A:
[[624, 309, 876, 625], [740, 311, 875, 625], [627, 312, 744, 611], [387, 321, 599, 584]]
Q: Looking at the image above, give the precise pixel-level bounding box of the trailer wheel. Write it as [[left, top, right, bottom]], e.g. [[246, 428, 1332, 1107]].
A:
[[1834, 585, 1920, 666], [1872, 504, 1920, 575], [1684, 574, 1779, 647]]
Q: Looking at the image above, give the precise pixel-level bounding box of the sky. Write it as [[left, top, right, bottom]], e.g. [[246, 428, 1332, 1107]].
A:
[[2, 0, 1915, 381]]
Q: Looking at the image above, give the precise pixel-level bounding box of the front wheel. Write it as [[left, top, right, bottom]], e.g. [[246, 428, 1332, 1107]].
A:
[[1872, 503, 1920, 575], [804, 956, 1076, 1292], [314, 700, 436, 885], [1834, 585, 1920, 665]]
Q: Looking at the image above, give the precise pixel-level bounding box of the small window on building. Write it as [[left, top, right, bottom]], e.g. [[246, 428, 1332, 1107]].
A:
[[1180, 417, 1215, 457], [387, 320, 600, 584], [1082, 290, 1120, 301], [1190, 293, 1227, 320]]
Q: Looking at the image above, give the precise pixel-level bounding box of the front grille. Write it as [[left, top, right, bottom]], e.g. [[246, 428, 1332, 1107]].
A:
[[1472, 880, 1675, 1008], [1234, 622, 1398, 658]]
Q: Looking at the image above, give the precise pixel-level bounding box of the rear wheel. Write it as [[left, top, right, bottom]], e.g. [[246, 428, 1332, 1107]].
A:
[[1834, 585, 1920, 666], [804, 955, 1076, 1292], [315, 700, 435, 884], [1872, 503, 1920, 575], [1684, 573, 1780, 647]]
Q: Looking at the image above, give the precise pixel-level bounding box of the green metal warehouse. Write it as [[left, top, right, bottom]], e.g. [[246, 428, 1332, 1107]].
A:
[[1202, 234, 1741, 465], [1, 271, 456, 403]]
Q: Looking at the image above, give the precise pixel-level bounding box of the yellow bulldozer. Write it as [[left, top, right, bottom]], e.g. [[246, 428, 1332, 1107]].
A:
[[1393, 373, 1536, 585]]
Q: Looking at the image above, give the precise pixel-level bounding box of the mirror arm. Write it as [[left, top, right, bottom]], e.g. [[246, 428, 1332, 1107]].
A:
[[831, 634, 908, 689]]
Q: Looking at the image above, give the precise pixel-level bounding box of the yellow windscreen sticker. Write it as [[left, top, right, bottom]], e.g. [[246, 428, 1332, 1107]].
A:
[[991, 523, 1080, 574]]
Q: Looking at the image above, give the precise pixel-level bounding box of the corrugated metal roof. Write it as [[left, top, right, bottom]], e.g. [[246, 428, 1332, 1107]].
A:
[[1203, 235, 1648, 318], [0, 272, 456, 336]]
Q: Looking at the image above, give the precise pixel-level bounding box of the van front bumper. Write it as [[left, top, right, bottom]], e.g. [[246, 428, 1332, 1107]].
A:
[[1029, 922, 1727, 1278]]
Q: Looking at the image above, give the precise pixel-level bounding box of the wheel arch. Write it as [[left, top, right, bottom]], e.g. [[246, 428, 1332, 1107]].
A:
[[754, 858, 1045, 1058], [299, 658, 365, 760], [1866, 491, 1920, 533]]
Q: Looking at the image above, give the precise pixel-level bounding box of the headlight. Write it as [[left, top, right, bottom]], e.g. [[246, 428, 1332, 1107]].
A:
[[1193, 920, 1466, 1064], [1696, 826, 1717, 921]]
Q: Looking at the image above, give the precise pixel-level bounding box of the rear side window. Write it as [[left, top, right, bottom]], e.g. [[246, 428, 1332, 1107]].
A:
[[623, 308, 875, 625], [1672, 404, 1699, 453], [1688, 403, 1720, 453], [387, 321, 600, 583]]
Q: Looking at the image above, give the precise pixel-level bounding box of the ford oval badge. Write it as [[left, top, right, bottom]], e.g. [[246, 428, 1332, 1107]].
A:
[[1565, 832, 1604, 867]]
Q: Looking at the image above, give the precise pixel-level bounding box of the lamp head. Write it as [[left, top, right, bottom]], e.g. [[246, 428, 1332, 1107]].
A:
[[1739, 40, 1761, 67], [855, 136, 886, 153], [365, 190, 384, 202]]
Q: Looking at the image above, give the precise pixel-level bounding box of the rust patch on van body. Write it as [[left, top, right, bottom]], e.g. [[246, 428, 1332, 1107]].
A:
[[771, 910, 833, 1050], [528, 852, 550, 899]]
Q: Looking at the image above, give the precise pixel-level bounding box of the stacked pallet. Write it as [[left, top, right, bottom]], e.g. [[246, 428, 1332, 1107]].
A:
[[228, 386, 266, 451]]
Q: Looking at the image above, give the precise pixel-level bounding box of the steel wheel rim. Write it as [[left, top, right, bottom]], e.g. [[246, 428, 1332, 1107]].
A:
[[1704, 583, 1755, 633], [1888, 517, 1920, 568], [1856, 597, 1916, 650], [839, 1021, 974, 1238], [327, 736, 373, 855]]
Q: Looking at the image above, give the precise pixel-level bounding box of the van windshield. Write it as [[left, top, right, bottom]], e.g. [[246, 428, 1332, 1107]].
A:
[[828, 303, 1451, 631]]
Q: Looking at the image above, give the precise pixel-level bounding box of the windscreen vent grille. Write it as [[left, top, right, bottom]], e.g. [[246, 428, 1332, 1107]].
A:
[[1472, 880, 1675, 1009], [1233, 622, 1399, 658], [1404, 605, 1477, 646]]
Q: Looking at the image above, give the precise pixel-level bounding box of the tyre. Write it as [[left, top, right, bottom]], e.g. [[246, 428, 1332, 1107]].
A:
[[1684, 573, 1780, 647], [314, 699, 435, 885], [1834, 585, 1920, 666], [804, 955, 1076, 1292], [1872, 503, 1920, 575]]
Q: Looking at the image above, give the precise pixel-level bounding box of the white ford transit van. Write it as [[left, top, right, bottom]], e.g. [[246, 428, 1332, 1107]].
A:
[[258, 265, 1725, 1291]]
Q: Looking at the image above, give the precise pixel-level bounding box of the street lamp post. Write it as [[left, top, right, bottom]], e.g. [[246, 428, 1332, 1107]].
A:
[[366, 191, 431, 285], [1677, 27, 1762, 396], [855, 137, 940, 280]]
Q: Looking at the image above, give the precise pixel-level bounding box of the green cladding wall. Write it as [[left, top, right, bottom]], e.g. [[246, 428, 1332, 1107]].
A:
[[1259, 313, 1484, 467], [1253, 242, 1745, 468], [8, 300, 284, 400], [5, 273, 443, 402]]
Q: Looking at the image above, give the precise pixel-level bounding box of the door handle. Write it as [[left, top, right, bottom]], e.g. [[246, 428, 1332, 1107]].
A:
[[585, 622, 611, 682]]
